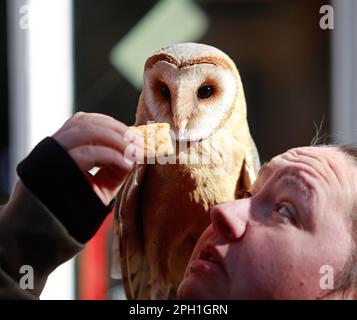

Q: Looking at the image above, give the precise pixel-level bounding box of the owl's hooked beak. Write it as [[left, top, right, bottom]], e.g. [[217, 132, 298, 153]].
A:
[[171, 96, 195, 132], [172, 113, 188, 131]]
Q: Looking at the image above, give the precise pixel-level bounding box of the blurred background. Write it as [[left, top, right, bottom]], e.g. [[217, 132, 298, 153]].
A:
[[0, 0, 356, 299]]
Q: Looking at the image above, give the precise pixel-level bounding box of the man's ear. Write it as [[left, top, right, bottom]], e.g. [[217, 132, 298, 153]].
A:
[[341, 287, 357, 300], [319, 288, 354, 300]]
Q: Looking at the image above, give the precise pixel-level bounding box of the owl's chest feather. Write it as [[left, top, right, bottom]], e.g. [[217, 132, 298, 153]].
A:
[[141, 159, 243, 237]]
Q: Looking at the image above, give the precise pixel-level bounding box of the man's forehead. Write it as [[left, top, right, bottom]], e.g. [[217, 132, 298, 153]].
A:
[[260, 146, 353, 181]]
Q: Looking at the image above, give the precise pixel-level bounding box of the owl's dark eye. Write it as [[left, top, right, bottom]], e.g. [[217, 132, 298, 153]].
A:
[[160, 85, 170, 100], [197, 85, 213, 99]]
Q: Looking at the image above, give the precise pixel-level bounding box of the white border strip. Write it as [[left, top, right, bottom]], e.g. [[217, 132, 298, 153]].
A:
[[7, 0, 75, 300]]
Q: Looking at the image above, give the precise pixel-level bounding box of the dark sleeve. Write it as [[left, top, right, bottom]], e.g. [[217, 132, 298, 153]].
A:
[[16, 137, 113, 244], [0, 181, 83, 299], [0, 137, 115, 299]]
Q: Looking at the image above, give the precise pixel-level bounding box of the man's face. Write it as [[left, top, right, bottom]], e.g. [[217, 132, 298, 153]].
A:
[[178, 147, 355, 299]]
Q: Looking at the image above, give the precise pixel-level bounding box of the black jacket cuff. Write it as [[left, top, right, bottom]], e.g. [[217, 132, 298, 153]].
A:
[[17, 137, 113, 244]]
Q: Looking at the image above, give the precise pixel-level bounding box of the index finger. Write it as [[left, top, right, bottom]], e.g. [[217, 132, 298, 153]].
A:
[[56, 112, 130, 136]]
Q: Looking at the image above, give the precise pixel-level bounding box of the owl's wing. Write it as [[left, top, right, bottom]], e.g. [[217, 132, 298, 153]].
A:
[[237, 139, 261, 196], [113, 163, 151, 300], [245, 137, 261, 184]]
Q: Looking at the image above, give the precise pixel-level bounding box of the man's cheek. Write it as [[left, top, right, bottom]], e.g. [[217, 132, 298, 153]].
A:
[[231, 232, 294, 298], [242, 233, 316, 298]]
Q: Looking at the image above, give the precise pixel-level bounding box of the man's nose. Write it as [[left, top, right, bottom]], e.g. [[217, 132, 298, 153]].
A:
[[210, 199, 250, 240]]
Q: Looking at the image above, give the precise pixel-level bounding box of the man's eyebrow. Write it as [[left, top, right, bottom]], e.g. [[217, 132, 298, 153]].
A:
[[258, 162, 314, 200], [282, 173, 314, 201]]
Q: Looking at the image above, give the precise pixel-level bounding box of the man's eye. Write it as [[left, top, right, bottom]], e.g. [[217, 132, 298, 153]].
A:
[[273, 202, 297, 225]]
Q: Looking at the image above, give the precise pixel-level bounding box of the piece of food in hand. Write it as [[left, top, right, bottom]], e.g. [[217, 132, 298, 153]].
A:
[[129, 123, 174, 158]]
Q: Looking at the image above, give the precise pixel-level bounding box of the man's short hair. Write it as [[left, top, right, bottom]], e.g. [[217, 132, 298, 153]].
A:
[[332, 145, 357, 298]]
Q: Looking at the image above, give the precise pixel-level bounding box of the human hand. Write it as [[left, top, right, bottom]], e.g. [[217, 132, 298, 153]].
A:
[[52, 112, 144, 206]]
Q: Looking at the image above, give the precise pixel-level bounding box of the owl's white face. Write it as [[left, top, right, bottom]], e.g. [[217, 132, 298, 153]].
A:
[[142, 61, 237, 142]]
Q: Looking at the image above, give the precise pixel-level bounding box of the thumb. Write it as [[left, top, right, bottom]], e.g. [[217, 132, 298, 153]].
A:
[[88, 166, 128, 206]]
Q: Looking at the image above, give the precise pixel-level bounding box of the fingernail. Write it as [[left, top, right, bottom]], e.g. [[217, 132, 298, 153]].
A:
[[124, 144, 145, 165], [133, 134, 144, 148], [133, 147, 145, 164], [123, 154, 134, 167], [126, 131, 144, 146]]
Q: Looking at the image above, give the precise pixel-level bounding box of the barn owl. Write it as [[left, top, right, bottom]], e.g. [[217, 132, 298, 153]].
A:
[[114, 43, 260, 300]]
